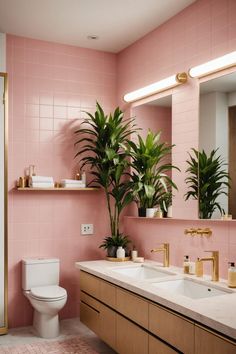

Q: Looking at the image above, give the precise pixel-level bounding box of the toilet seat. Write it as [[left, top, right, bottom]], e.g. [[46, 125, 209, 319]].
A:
[[30, 285, 67, 302]]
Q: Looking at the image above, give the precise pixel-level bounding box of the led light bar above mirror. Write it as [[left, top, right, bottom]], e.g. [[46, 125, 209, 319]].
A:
[[189, 51, 236, 78], [123, 72, 187, 103]]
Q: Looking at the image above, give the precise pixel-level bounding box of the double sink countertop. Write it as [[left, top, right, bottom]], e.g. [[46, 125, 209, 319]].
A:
[[75, 259, 236, 340]]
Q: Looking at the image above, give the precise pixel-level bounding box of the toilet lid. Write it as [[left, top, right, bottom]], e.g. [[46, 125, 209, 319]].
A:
[[31, 285, 67, 300]]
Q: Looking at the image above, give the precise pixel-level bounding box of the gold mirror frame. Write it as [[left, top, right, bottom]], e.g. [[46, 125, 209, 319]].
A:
[[0, 72, 8, 334]]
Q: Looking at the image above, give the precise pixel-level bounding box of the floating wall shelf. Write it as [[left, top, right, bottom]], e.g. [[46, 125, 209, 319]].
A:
[[17, 187, 99, 191]]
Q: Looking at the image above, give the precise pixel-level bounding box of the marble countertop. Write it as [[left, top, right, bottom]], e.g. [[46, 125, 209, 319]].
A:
[[75, 259, 236, 340]]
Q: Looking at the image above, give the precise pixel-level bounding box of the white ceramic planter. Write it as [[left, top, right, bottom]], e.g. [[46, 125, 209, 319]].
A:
[[146, 208, 158, 218]]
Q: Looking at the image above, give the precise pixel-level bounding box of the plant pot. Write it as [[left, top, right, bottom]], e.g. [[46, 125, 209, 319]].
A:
[[146, 208, 158, 218], [167, 206, 172, 218], [163, 210, 168, 218], [138, 207, 146, 217], [107, 246, 117, 258]]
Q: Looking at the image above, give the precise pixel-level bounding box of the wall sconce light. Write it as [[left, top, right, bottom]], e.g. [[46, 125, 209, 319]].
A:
[[123, 72, 187, 103], [189, 51, 236, 78]]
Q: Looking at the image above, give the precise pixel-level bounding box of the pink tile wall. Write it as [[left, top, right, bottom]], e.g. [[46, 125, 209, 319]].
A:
[[7, 34, 117, 328], [124, 217, 236, 280], [119, 0, 236, 273], [132, 104, 171, 144]]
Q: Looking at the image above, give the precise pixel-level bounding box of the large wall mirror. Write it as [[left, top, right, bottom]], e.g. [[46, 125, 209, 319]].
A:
[[0, 72, 8, 334], [131, 93, 175, 215], [199, 70, 236, 219]]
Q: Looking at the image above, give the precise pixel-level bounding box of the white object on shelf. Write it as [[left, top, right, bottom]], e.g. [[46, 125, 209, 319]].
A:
[[146, 208, 158, 218], [31, 182, 54, 188], [81, 172, 86, 186]]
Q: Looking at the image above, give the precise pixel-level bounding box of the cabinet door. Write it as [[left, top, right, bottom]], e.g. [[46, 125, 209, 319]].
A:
[[149, 335, 179, 354], [116, 288, 149, 328], [80, 271, 100, 299], [149, 303, 194, 354], [99, 303, 116, 351], [116, 314, 148, 354], [100, 279, 116, 309], [195, 325, 236, 354], [80, 301, 100, 335]]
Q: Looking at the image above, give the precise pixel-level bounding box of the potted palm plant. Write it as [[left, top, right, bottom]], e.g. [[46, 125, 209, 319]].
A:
[[159, 190, 172, 218], [128, 130, 179, 217], [75, 102, 136, 256], [185, 148, 230, 219]]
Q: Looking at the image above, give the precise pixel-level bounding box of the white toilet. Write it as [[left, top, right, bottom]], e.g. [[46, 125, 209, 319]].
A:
[[22, 258, 67, 339]]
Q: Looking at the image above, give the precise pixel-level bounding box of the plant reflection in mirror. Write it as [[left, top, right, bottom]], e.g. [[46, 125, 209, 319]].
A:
[[185, 148, 230, 219], [128, 130, 179, 210]]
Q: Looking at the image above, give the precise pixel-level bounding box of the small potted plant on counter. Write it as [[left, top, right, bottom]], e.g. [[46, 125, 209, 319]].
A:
[[99, 234, 131, 258], [128, 130, 179, 217]]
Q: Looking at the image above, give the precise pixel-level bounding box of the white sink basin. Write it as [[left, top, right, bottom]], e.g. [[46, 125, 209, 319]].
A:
[[152, 278, 233, 299], [111, 264, 175, 280]]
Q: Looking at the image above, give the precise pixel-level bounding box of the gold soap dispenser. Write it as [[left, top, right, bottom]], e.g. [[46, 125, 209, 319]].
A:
[[228, 262, 236, 288]]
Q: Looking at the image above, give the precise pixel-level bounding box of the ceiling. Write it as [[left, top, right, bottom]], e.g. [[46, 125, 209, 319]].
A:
[[0, 0, 196, 53]]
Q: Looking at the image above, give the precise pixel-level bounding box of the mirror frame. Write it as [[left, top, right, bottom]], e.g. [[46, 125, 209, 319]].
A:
[[0, 72, 8, 334]]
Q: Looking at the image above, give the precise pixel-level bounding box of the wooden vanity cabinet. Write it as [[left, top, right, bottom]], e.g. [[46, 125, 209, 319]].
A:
[[149, 335, 179, 354], [116, 314, 148, 354], [80, 271, 116, 351], [80, 292, 100, 335], [195, 325, 236, 354], [116, 287, 148, 328], [149, 303, 194, 354], [99, 303, 116, 350], [79, 271, 236, 354]]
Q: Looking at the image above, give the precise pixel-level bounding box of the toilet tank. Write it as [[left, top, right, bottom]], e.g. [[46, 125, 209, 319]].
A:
[[22, 258, 60, 290]]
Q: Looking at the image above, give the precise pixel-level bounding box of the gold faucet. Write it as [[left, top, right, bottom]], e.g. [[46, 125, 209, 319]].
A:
[[150, 243, 169, 267], [199, 251, 219, 281]]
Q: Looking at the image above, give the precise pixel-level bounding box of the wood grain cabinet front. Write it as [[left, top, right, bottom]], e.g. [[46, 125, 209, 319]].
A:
[[80, 271, 100, 299], [116, 313, 148, 354], [149, 334, 179, 354], [195, 325, 236, 354], [149, 303, 195, 354], [99, 303, 116, 351], [116, 288, 149, 328], [80, 292, 100, 336], [80, 271, 116, 308]]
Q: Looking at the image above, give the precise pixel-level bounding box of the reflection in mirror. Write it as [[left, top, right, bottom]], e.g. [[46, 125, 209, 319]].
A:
[[131, 95, 172, 145], [131, 94, 174, 217], [199, 71, 236, 219]]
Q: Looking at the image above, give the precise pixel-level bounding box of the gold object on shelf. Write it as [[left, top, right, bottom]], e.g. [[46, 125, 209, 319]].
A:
[[18, 177, 26, 188], [150, 243, 169, 267], [199, 251, 219, 282], [184, 227, 212, 237], [106, 257, 130, 262]]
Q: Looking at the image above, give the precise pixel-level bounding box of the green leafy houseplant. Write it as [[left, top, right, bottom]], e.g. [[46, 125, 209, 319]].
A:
[[75, 102, 136, 254], [99, 234, 131, 257], [159, 190, 172, 217], [185, 148, 230, 219], [128, 130, 179, 214]]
